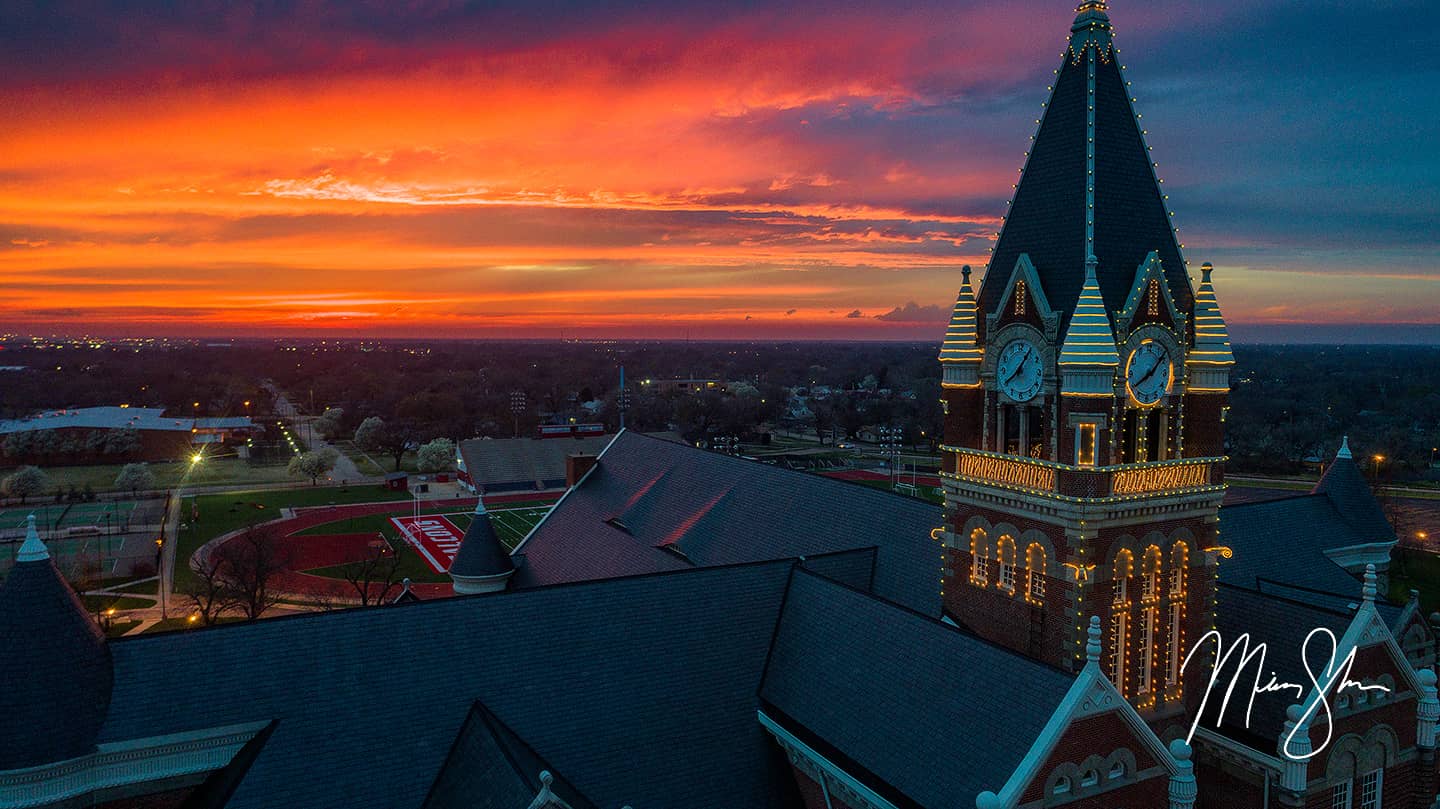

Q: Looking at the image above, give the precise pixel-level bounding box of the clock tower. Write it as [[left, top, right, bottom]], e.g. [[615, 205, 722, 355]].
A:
[[936, 0, 1235, 721]]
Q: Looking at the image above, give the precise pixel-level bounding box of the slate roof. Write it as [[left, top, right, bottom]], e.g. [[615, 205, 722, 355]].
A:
[[1314, 453, 1396, 544], [449, 508, 513, 578], [458, 435, 613, 492], [1209, 585, 1355, 747], [100, 561, 805, 809], [1218, 495, 1373, 596], [977, 29, 1191, 336], [512, 430, 943, 616], [423, 703, 595, 809], [760, 568, 1074, 808], [0, 529, 113, 770]]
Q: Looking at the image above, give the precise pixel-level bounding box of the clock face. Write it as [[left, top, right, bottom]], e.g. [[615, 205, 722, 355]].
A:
[[1126, 341, 1172, 405], [997, 340, 1043, 402]]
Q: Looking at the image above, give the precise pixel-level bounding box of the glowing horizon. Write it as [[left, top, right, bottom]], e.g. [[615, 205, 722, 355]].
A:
[[2, 1, 1436, 340]]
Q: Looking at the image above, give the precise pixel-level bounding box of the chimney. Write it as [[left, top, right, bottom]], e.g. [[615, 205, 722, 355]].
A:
[[566, 453, 598, 487]]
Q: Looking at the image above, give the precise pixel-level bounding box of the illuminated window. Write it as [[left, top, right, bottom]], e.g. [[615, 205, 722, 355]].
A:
[[1026, 543, 1047, 605], [1166, 543, 1189, 688], [1076, 422, 1098, 466], [1148, 280, 1160, 316], [1358, 770, 1381, 809], [1015, 280, 1027, 316], [1111, 550, 1133, 696], [970, 529, 990, 586], [997, 535, 1017, 594]]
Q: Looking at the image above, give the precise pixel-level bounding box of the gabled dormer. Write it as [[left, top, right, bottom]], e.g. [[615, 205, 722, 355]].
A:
[[1115, 251, 1187, 340], [985, 254, 1060, 343]]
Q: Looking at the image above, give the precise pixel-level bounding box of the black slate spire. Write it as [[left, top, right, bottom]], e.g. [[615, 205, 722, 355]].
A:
[[978, 0, 1192, 337], [0, 515, 113, 769], [449, 498, 515, 595]]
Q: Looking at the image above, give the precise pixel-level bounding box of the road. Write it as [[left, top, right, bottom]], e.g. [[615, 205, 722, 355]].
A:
[[264, 381, 367, 483]]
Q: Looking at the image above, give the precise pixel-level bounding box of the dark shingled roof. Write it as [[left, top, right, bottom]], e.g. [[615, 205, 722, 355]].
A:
[[99, 561, 804, 809], [1314, 453, 1396, 544], [423, 703, 596, 809], [1210, 585, 1355, 747], [760, 568, 1074, 807], [1218, 495, 1371, 595], [0, 551, 113, 769], [977, 44, 1191, 334], [448, 509, 514, 578], [513, 430, 942, 616]]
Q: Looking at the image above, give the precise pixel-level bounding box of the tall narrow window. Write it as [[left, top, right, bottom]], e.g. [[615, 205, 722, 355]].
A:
[[1166, 543, 1188, 688], [1077, 422, 1097, 466], [1332, 780, 1352, 809], [969, 529, 990, 586], [1139, 605, 1156, 695], [1147, 279, 1161, 316], [1111, 550, 1133, 696], [1358, 769, 1382, 809], [1015, 280, 1027, 316], [1026, 543, 1047, 605], [1027, 405, 1046, 459], [997, 535, 1017, 594]]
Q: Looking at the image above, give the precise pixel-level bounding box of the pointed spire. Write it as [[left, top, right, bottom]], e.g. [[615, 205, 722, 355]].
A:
[[1060, 256, 1120, 367], [1337, 435, 1352, 459], [449, 502, 515, 595], [1190, 262, 1235, 367], [473, 496, 488, 516], [16, 514, 49, 563], [1070, 0, 1114, 57], [939, 265, 984, 364]]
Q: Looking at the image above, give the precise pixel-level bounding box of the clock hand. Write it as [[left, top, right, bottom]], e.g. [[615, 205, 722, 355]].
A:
[[1139, 356, 1165, 386]]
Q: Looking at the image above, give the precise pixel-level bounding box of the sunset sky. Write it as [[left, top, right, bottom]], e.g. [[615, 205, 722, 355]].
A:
[[2, 0, 1437, 341]]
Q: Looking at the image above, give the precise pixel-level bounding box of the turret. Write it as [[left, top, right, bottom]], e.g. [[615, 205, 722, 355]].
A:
[[1187, 262, 1234, 391], [1059, 255, 1120, 395], [0, 515, 113, 769], [449, 499, 515, 595], [939, 265, 984, 388]]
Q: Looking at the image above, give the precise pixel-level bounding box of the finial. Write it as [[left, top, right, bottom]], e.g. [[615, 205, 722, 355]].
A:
[[1362, 564, 1377, 604], [1337, 436, 1352, 459], [474, 496, 488, 516], [1086, 615, 1102, 663], [1201, 261, 1214, 282], [536, 770, 555, 800], [961, 264, 972, 282], [976, 791, 1002, 809], [1169, 738, 1192, 761], [1085, 254, 1099, 279], [16, 514, 48, 562]]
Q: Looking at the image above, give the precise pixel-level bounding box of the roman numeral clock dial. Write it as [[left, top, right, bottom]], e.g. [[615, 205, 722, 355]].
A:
[[997, 339, 1043, 402]]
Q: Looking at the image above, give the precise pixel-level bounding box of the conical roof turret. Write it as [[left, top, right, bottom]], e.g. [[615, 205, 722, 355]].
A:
[[939, 265, 983, 364], [450, 498, 516, 595], [1059, 256, 1119, 367], [0, 515, 113, 769]]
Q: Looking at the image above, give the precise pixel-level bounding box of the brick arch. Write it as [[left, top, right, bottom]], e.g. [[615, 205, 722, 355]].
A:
[[1103, 534, 1144, 569], [960, 514, 994, 540]]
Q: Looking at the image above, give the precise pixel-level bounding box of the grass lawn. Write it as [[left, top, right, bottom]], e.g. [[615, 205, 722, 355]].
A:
[[331, 439, 419, 476], [1388, 547, 1440, 612], [838, 477, 945, 505], [2, 456, 295, 497], [104, 619, 141, 638], [173, 484, 411, 590], [82, 593, 154, 612]]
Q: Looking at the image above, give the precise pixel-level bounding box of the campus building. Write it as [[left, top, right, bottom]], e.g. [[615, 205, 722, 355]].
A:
[[0, 407, 259, 466], [1, 3, 1436, 808]]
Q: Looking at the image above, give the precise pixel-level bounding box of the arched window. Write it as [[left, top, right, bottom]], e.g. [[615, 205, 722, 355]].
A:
[[969, 529, 989, 586], [1080, 770, 1099, 788], [1025, 542, 1047, 605], [1108, 761, 1126, 779], [1110, 550, 1133, 696], [1166, 542, 1189, 688], [1139, 546, 1163, 697], [1052, 776, 1071, 796], [997, 535, 1017, 594]]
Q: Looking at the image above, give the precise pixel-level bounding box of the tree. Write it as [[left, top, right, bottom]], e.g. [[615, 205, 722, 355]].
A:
[[287, 447, 339, 485], [2, 465, 47, 504], [213, 524, 292, 620], [114, 463, 156, 496], [312, 407, 344, 439], [355, 416, 411, 472], [181, 552, 237, 626], [415, 438, 456, 473], [337, 534, 406, 606]]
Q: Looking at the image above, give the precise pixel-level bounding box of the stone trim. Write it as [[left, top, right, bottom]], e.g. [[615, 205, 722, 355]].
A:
[[0, 721, 269, 809], [757, 711, 900, 809]]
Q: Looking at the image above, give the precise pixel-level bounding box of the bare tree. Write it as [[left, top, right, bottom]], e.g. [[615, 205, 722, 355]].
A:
[[338, 533, 406, 606], [214, 523, 293, 620], [182, 552, 237, 626]]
